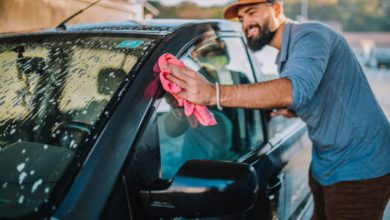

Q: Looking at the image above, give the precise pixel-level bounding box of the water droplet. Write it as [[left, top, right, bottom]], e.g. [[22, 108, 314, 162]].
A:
[[45, 187, 50, 194], [18, 196, 24, 204], [10, 128, 16, 135], [19, 172, 27, 184], [2, 182, 8, 188], [31, 179, 43, 193], [21, 149, 26, 154], [70, 140, 76, 148], [30, 170, 35, 175], [43, 144, 48, 150], [17, 163, 26, 172], [33, 125, 40, 131]]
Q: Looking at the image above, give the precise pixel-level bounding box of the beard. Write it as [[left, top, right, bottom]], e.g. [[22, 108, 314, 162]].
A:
[[246, 24, 276, 51]]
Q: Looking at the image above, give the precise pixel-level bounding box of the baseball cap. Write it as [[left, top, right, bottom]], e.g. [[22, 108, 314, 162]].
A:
[[223, 0, 277, 19]]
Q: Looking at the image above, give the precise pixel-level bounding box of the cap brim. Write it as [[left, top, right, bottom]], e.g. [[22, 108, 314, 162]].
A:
[[223, 0, 269, 19], [223, 2, 243, 19]]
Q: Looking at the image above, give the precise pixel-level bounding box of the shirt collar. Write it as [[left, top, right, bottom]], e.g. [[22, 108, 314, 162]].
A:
[[277, 21, 293, 67]]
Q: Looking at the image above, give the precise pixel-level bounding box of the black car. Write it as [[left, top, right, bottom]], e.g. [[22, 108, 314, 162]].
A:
[[367, 47, 390, 69], [0, 19, 313, 220]]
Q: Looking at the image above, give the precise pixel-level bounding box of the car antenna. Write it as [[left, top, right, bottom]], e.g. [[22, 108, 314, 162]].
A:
[[56, 0, 102, 30]]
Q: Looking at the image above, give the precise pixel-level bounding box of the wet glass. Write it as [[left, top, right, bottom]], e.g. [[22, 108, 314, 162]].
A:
[[157, 37, 264, 179], [0, 34, 156, 218]]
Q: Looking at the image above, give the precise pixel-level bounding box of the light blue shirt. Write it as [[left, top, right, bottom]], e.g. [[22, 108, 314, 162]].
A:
[[278, 21, 390, 186]]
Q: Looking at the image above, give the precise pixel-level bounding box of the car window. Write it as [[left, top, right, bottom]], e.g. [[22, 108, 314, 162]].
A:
[[0, 34, 156, 218], [157, 36, 264, 179]]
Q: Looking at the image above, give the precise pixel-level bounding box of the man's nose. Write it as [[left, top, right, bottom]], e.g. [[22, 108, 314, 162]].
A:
[[241, 18, 250, 32], [243, 22, 255, 35]]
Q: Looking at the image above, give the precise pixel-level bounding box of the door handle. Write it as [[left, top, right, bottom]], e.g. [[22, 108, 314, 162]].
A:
[[266, 174, 283, 198]]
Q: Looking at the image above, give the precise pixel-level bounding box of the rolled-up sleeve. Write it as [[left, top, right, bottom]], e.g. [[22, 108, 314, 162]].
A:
[[280, 31, 331, 111]]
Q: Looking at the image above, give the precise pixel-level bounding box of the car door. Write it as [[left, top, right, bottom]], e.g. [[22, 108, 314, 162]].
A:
[[266, 116, 312, 220], [155, 33, 312, 219], [250, 48, 313, 219], [154, 34, 273, 220], [119, 29, 312, 219]]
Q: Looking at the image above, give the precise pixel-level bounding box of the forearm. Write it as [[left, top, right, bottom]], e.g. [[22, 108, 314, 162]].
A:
[[166, 64, 293, 109], [217, 78, 293, 109]]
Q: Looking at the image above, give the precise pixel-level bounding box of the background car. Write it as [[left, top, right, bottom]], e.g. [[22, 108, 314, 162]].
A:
[[0, 19, 313, 220], [367, 47, 390, 69]]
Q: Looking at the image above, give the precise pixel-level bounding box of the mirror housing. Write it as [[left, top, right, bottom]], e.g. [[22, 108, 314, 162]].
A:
[[140, 160, 258, 218]]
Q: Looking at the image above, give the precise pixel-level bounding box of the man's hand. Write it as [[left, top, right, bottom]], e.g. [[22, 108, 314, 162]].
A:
[[270, 109, 296, 118], [164, 62, 293, 110], [166, 64, 216, 106]]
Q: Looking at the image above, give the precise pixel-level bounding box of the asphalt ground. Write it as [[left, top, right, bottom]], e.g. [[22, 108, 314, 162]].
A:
[[364, 67, 390, 220]]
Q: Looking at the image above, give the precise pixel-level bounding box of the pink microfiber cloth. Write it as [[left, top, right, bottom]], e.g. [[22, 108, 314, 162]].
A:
[[154, 53, 217, 127]]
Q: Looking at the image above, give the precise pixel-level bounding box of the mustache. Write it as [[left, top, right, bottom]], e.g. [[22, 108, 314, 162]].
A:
[[245, 24, 262, 38], [245, 24, 276, 51]]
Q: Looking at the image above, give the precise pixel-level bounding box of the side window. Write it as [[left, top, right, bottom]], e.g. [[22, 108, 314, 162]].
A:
[[157, 36, 264, 179]]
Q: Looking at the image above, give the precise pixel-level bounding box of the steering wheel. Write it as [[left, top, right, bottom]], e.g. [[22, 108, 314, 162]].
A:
[[51, 121, 93, 149]]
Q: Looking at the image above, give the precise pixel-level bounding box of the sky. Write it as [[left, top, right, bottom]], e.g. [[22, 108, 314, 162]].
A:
[[158, 0, 233, 7]]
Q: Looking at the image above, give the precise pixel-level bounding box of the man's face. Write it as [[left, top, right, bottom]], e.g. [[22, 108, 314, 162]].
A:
[[237, 3, 276, 51]]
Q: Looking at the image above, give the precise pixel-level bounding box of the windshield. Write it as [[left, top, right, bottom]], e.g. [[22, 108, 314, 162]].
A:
[[0, 34, 156, 218]]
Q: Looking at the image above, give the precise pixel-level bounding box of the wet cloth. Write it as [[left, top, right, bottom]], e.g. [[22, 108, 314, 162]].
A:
[[154, 53, 217, 126], [278, 21, 390, 186]]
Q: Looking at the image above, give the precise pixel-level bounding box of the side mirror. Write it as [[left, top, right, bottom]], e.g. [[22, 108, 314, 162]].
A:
[[140, 160, 258, 218]]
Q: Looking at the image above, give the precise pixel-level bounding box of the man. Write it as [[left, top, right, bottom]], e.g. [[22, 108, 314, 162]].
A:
[[166, 0, 390, 219]]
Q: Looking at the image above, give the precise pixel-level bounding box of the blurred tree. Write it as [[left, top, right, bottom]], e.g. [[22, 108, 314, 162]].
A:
[[149, 1, 224, 19], [285, 0, 390, 31], [149, 0, 390, 31]]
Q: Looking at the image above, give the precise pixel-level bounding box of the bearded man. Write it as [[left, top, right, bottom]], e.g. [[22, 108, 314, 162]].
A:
[[166, 0, 390, 219]]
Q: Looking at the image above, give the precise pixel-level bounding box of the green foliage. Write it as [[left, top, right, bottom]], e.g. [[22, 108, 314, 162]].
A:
[[148, 1, 224, 19], [148, 0, 390, 31], [287, 0, 390, 31]]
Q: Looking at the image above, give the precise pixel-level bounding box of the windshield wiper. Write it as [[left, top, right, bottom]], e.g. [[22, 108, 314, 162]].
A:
[[56, 0, 102, 30]]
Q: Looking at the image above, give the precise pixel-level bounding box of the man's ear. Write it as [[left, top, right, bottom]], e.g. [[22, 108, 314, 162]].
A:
[[273, 1, 284, 18]]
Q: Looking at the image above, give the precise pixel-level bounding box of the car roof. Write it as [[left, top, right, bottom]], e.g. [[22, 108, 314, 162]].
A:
[[64, 19, 242, 35], [0, 19, 242, 41]]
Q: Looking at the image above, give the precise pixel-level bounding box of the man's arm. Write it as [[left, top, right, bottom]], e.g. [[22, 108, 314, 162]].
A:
[[219, 78, 292, 109], [166, 64, 293, 109], [166, 28, 331, 112]]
